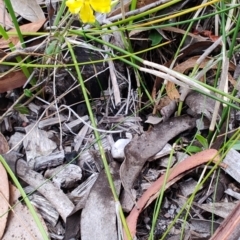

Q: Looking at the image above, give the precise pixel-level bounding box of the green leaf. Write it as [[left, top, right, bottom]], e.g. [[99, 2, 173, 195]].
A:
[[186, 145, 202, 153], [226, 140, 240, 150], [195, 134, 208, 149], [24, 89, 33, 97], [14, 104, 30, 114], [45, 40, 58, 55], [149, 30, 162, 46]]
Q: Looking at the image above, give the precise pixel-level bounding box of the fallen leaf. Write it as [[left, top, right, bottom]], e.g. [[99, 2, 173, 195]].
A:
[[120, 115, 196, 203], [0, 70, 27, 93], [0, 132, 9, 153], [0, 18, 46, 48], [2, 183, 49, 239], [10, 0, 45, 22], [81, 162, 121, 240], [0, 133, 9, 239], [125, 149, 220, 239], [185, 91, 218, 121]]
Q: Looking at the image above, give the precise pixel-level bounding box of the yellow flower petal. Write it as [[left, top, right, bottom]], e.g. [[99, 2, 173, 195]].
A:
[[90, 0, 111, 13], [66, 0, 83, 14], [80, 3, 95, 23]]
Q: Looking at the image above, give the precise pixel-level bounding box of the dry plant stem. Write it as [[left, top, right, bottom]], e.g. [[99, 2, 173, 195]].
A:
[[125, 149, 220, 239], [225, 0, 236, 32], [139, 67, 189, 88], [180, 37, 222, 101], [17, 159, 74, 222], [101, 32, 121, 105], [125, 68, 131, 115], [180, 59, 216, 102], [107, 0, 173, 22], [60, 104, 123, 133], [140, 62, 211, 94], [210, 55, 229, 131], [197, 37, 222, 65], [53, 56, 63, 150], [109, 60, 121, 105]]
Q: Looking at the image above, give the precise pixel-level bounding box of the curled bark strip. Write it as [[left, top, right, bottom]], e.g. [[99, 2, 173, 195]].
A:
[[125, 149, 220, 239]]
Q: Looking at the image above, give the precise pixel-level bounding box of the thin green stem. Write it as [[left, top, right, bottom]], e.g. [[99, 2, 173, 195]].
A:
[[66, 40, 132, 239], [228, 8, 240, 58], [4, 0, 25, 47], [149, 146, 176, 240], [0, 155, 49, 240]]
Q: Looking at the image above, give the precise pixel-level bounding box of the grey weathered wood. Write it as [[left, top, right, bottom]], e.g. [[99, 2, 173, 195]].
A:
[[29, 193, 59, 227], [30, 150, 65, 171], [68, 173, 98, 205], [222, 148, 240, 183], [38, 115, 67, 129], [17, 159, 74, 222], [44, 164, 82, 189]]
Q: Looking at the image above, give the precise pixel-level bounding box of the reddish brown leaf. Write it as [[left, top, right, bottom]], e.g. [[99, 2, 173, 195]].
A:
[[0, 18, 46, 48], [125, 149, 221, 239], [0, 70, 27, 93]]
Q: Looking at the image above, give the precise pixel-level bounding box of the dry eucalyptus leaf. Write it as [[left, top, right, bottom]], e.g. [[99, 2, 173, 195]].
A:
[[0, 18, 46, 49], [185, 91, 218, 121], [0, 132, 9, 153], [81, 162, 121, 240], [0, 70, 27, 93], [10, 0, 45, 22], [0, 133, 9, 239], [0, 162, 9, 239], [120, 115, 196, 199], [2, 183, 49, 239]]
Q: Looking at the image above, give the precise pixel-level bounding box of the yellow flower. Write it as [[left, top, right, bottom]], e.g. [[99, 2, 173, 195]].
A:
[[66, 0, 111, 23]]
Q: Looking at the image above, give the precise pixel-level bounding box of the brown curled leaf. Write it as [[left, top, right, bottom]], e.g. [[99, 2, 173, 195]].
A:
[[125, 149, 220, 239]]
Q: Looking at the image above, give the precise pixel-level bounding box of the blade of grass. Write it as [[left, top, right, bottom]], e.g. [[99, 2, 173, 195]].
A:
[[4, 0, 25, 47], [0, 25, 30, 79], [65, 40, 132, 240], [149, 144, 177, 240]]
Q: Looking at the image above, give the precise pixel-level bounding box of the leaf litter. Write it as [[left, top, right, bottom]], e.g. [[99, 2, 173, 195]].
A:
[[1, 1, 240, 239]]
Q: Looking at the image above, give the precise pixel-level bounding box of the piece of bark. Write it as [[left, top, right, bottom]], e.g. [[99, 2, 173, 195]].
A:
[[68, 173, 98, 204], [210, 200, 240, 240], [30, 150, 65, 171], [29, 193, 59, 227], [199, 201, 237, 219], [45, 164, 82, 189], [222, 148, 240, 183], [16, 159, 74, 222], [23, 123, 57, 162], [120, 115, 196, 201]]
